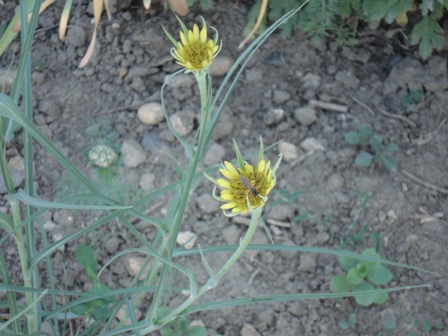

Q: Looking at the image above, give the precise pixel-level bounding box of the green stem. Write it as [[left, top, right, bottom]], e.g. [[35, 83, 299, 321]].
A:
[[141, 207, 263, 334], [145, 70, 210, 319], [10, 196, 35, 333]]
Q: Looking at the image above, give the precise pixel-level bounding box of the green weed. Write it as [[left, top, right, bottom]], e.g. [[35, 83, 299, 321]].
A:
[[160, 316, 207, 336], [345, 126, 399, 172], [330, 248, 393, 307]]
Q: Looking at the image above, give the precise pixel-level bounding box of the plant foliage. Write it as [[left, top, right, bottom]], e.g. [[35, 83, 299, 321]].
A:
[[246, 0, 448, 58], [345, 126, 399, 172]]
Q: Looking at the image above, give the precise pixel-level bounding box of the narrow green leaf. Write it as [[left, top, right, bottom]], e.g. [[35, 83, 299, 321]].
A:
[[8, 189, 132, 210]]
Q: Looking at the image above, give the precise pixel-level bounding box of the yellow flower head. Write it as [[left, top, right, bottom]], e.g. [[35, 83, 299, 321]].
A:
[[163, 16, 221, 73], [206, 138, 282, 217]]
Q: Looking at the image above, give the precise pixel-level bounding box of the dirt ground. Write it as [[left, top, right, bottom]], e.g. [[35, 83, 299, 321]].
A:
[[1, 1, 447, 335]]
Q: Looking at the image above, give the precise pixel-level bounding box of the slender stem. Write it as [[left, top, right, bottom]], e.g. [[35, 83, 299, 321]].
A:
[[141, 207, 263, 334], [10, 197, 35, 333], [145, 71, 210, 320]]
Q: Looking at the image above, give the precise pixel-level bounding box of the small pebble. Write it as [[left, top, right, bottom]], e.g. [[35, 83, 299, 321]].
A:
[[137, 102, 165, 125], [121, 139, 146, 168], [298, 254, 316, 272], [241, 323, 261, 336], [263, 108, 285, 126], [209, 56, 234, 76], [300, 137, 324, 152], [294, 106, 317, 126], [265, 51, 287, 66], [166, 73, 195, 87], [278, 141, 298, 162], [273, 90, 291, 104], [139, 173, 155, 191], [124, 256, 152, 280], [170, 110, 195, 136], [141, 132, 161, 150], [196, 193, 220, 214], [65, 25, 87, 47], [302, 73, 321, 89], [204, 142, 226, 166], [176, 231, 197, 249], [105, 237, 120, 254]]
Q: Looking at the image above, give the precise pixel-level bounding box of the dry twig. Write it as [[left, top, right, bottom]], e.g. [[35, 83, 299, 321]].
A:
[[402, 169, 448, 195], [380, 109, 417, 128], [309, 99, 349, 113], [352, 97, 375, 116]]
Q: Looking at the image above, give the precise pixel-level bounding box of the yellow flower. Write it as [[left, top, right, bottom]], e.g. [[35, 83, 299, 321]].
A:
[[164, 16, 221, 73], [206, 138, 282, 217]]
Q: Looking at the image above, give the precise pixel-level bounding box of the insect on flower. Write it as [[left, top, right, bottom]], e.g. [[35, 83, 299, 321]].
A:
[[239, 176, 259, 196]]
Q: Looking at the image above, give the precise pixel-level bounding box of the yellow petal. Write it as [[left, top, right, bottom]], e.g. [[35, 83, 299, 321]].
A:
[[257, 160, 266, 173], [224, 161, 239, 176], [216, 178, 230, 188], [180, 31, 187, 46], [220, 192, 234, 200], [193, 24, 199, 40], [200, 26, 207, 43], [188, 28, 194, 42], [221, 202, 235, 209], [219, 168, 235, 180]]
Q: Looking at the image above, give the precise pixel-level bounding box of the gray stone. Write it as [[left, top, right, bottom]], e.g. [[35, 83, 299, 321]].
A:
[[139, 173, 155, 190], [278, 141, 299, 162], [0, 158, 24, 194], [170, 110, 195, 136], [222, 225, 242, 245], [294, 106, 317, 126], [263, 108, 285, 126], [141, 133, 161, 150], [121, 139, 146, 168], [300, 137, 325, 152], [126, 66, 158, 79], [105, 237, 120, 254], [298, 254, 316, 272], [65, 25, 87, 47], [213, 113, 234, 140], [245, 68, 263, 82], [166, 73, 195, 87], [268, 204, 294, 221], [328, 172, 344, 189], [335, 69, 360, 89], [53, 210, 74, 227], [137, 102, 165, 125], [302, 73, 321, 89], [204, 143, 226, 166], [273, 90, 291, 104], [196, 193, 220, 214], [209, 56, 234, 76], [240, 323, 261, 336]]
